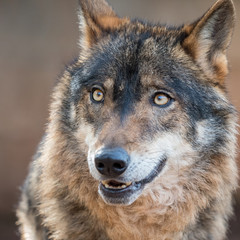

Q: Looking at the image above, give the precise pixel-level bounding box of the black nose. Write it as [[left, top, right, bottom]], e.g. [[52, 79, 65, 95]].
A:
[[95, 148, 130, 177]]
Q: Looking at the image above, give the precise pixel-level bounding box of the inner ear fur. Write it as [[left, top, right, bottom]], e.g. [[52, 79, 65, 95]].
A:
[[182, 0, 235, 84], [78, 0, 129, 49]]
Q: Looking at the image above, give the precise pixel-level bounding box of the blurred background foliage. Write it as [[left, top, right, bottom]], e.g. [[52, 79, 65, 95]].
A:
[[0, 0, 239, 239]]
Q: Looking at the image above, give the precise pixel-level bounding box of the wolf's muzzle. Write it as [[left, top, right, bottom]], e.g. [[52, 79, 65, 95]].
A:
[[94, 147, 130, 177]]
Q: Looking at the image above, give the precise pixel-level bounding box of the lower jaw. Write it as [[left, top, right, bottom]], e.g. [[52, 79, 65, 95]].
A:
[[98, 182, 143, 205]]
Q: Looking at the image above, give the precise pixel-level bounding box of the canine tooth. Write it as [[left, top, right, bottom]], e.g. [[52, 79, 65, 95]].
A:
[[102, 180, 108, 185]]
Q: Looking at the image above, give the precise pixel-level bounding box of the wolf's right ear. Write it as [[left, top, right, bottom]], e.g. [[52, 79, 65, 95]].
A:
[[78, 0, 128, 50]]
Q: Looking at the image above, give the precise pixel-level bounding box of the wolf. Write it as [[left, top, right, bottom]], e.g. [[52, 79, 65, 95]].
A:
[[17, 0, 238, 239]]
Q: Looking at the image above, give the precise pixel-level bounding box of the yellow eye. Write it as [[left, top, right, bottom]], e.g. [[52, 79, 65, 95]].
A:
[[92, 88, 104, 102], [153, 93, 171, 106]]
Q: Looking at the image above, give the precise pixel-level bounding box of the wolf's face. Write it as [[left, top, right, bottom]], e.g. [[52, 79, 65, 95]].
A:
[[65, 0, 236, 206]]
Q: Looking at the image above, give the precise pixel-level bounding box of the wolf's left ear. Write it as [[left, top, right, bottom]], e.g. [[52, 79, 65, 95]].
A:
[[182, 0, 235, 84], [78, 0, 128, 50]]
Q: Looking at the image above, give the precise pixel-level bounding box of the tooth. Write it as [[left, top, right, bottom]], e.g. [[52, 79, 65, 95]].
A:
[[102, 180, 108, 185], [101, 181, 132, 189]]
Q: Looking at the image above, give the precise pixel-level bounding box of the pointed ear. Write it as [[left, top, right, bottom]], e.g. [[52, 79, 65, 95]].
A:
[[78, 0, 128, 50], [182, 0, 235, 84]]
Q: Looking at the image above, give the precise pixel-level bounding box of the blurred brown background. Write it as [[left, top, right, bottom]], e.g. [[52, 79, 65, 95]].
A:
[[0, 0, 239, 239]]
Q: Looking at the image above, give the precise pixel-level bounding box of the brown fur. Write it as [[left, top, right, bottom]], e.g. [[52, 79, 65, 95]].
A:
[[182, 0, 235, 84], [17, 0, 238, 239]]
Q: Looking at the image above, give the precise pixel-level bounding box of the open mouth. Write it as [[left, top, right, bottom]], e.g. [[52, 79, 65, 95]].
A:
[[98, 157, 167, 205], [99, 180, 142, 205], [101, 180, 132, 190]]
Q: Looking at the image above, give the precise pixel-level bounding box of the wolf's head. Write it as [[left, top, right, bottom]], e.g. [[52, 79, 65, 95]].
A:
[[49, 0, 237, 207]]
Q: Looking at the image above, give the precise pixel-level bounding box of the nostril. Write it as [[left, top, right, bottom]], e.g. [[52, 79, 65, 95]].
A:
[[113, 162, 125, 170], [97, 162, 105, 169]]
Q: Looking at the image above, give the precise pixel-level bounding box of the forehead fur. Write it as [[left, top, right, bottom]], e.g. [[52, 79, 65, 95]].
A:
[[72, 22, 185, 93]]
